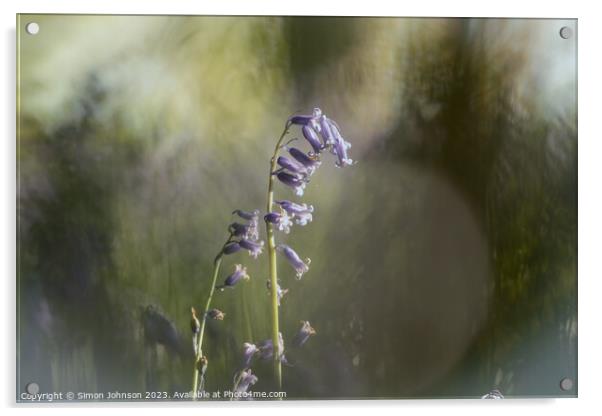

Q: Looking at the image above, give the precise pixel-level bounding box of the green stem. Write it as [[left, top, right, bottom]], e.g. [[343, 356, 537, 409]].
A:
[[265, 122, 291, 392], [192, 236, 230, 399]]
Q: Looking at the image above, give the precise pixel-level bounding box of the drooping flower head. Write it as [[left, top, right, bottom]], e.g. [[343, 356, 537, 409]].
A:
[[287, 147, 321, 171], [289, 108, 355, 169], [239, 238, 264, 259], [217, 264, 249, 290], [206, 308, 226, 320], [222, 242, 242, 255], [276, 171, 306, 197], [264, 211, 293, 234], [276, 155, 310, 177], [241, 342, 259, 369], [292, 320, 316, 347], [276, 244, 311, 279], [288, 108, 323, 130], [232, 209, 260, 241], [318, 115, 336, 146], [330, 123, 354, 168], [302, 124, 324, 154], [274, 200, 314, 226], [258, 332, 285, 362], [229, 222, 251, 238], [234, 369, 258, 393]]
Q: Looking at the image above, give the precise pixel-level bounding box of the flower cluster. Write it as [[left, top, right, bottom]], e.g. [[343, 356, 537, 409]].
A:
[[233, 369, 258, 394], [271, 108, 354, 280], [190, 208, 264, 398], [288, 107, 354, 167], [292, 321, 316, 348], [239, 332, 288, 369], [239, 321, 316, 371], [191, 108, 353, 398], [225, 210, 264, 258]]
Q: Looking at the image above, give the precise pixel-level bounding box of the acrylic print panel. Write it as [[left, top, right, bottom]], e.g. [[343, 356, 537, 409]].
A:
[[16, 14, 577, 402]]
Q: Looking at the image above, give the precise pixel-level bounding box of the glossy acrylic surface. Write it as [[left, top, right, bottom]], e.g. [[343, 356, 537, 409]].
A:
[[17, 15, 577, 401]]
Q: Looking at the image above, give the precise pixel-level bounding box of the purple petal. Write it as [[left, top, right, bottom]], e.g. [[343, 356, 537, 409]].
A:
[[288, 147, 321, 169], [239, 238, 264, 259], [276, 156, 308, 175], [221, 264, 249, 288], [242, 342, 259, 369], [319, 116, 336, 146], [276, 172, 306, 196], [293, 321, 316, 347], [223, 242, 241, 255], [288, 108, 322, 126], [276, 244, 310, 279], [229, 222, 249, 237], [235, 369, 258, 393], [302, 125, 324, 154], [274, 200, 314, 225], [264, 211, 292, 233], [329, 123, 354, 167], [288, 115, 313, 125], [258, 333, 285, 361]]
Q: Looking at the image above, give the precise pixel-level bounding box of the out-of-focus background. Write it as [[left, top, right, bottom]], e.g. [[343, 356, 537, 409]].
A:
[[17, 15, 577, 399]]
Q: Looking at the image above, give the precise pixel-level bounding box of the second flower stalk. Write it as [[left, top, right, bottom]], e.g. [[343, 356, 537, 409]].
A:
[[263, 108, 354, 390]]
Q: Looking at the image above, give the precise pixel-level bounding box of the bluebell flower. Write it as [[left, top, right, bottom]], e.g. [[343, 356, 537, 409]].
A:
[[229, 222, 250, 238], [229, 221, 259, 242], [302, 125, 324, 154], [292, 320, 316, 347], [276, 244, 311, 279], [288, 108, 322, 129], [266, 280, 289, 306], [276, 155, 310, 177], [206, 308, 226, 320], [276, 171, 306, 196], [318, 115, 336, 146], [274, 200, 314, 226], [287, 147, 321, 171], [216, 264, 249, 290], [329, 123, 354, 167], [223, 242, 242, 255], [231, 209, 260, 241], [239, 238, 264, 259], [241, 342, 259, 369], [234, 369, 258, 393], [264, 211, 293, 234], [258, 332, 285, 362]]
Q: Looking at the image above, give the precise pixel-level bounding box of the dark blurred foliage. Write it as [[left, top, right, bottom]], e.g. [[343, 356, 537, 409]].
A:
[[17, 17, 576, 399]]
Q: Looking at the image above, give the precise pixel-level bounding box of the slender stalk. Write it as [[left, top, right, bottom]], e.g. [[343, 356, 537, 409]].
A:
[[265, 122, 291, 391], [192, 235, 231, 399]]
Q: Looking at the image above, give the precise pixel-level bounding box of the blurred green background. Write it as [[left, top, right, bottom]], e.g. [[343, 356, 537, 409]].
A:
[[17, 15, 577, 399]]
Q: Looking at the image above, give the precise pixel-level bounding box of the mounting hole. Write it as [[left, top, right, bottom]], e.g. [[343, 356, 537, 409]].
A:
[[25, 22, 40, 35], [560, 377, 574, 391], [25, 382, 40, 395], [559, 26, 572, 39]]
